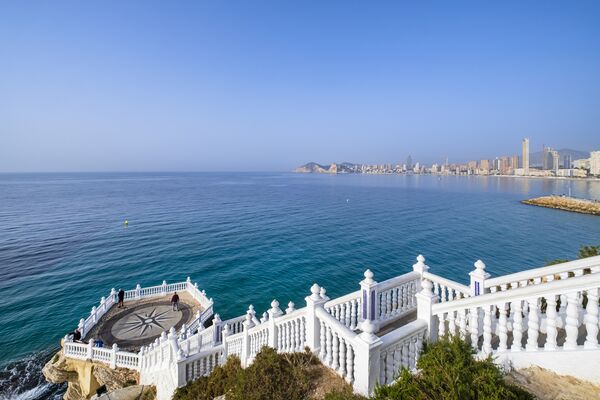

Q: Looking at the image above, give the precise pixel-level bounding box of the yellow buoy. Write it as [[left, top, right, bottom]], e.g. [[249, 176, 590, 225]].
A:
[[124, 220, 129, 225]]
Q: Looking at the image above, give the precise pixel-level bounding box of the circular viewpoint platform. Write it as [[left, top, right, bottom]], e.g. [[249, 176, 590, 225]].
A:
[[85, 292, 202, 350]]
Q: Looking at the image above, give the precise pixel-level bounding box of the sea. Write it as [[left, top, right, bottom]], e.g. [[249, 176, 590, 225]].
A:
[[1, 172, 599, 399]]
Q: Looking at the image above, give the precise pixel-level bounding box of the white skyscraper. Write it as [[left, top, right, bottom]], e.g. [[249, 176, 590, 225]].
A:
[[522, 138, 530, 175]]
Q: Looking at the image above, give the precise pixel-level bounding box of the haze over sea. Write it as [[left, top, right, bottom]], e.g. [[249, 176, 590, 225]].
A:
[[1, 172, 600, 399]]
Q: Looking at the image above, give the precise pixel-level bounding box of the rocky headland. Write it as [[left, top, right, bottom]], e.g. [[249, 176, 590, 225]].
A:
[[521, 195, 600, 216]]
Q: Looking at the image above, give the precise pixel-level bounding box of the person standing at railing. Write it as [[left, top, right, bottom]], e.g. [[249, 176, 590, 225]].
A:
[[72, 328, 81, 342], [118, 288, 125, 308], [171, 292, 180, 311]]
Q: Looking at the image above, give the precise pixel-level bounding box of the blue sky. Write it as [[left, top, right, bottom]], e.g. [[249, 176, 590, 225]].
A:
[[1, 1, 599, 171]]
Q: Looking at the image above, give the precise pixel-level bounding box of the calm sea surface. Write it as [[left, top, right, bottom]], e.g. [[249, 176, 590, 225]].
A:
[[1, 172, 599, 398]]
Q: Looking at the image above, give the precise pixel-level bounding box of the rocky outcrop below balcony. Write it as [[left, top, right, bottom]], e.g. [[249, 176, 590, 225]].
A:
[[521, 195, 600, 216], [42, 349, 142, 400]]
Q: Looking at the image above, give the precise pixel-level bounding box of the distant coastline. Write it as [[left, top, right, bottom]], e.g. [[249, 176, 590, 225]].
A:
[[294, 162, 600, 182]]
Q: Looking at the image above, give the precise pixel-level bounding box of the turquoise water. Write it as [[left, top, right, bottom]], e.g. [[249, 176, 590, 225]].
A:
[[1, 172, 599, 398]]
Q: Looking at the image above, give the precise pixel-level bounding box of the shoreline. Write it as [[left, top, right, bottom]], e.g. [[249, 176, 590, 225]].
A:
[[521, 195, 600, 216]]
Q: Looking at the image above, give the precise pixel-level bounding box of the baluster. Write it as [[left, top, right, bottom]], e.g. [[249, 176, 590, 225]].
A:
[[469, 308, 479, 349], [385, 349, 394, 383], [346, 344, 354, 383], [416, 332, 424, 362], [326, 326, 333, 365], [545, 295, 558, 351], [386, 290, 392, 316], [433, 282, 440, 300], [584, 288, 599, 349], [332, 332, 339, 370], [345, 303, 351, 328], [458, 308, 467, 339], [510, 300, 522, 351], [438, 312, 446, 337], [350, 300, 357, 330], [295, 320, 301, 351], [409, 337, 416, 369], [447, 310, 456, 336], [482, 305, 492, 355], [440, 285, 447, 302], [526, 298, 540, 351], [498, 303, 508, 352], [564, 292, 580, 350], [402, 285, 408, 311], [401, 341, 409, 368], [319, 321, 326, 359], [392, 288, 398, 314], [379, 352, 386, 384], [339, 337, 346, 375]]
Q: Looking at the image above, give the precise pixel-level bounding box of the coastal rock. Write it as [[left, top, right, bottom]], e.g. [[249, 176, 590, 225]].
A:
[[521, 195, 600, 216], [43, 349, 139, 400]]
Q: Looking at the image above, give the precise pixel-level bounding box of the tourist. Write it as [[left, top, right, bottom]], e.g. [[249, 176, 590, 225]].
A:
[[118, 288, 125, 308], [171, 292, 180, 311], [95, 338, 104, 348], [73, 329, 82, 342]]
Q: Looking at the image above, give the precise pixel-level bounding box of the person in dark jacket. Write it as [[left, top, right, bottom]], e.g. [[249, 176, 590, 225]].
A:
[[171, 292, 180, 311], [118, 289, 125, 308], [73, 329, 82, 342]]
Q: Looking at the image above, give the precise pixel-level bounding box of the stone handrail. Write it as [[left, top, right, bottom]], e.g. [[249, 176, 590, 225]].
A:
[[485, 255, 600, 292], [378, 319, 427, 385], [178, 325, 216, 356], [422, 271, 471, 302], [273, 308, 307, 353], [223, 315, 246, 336]]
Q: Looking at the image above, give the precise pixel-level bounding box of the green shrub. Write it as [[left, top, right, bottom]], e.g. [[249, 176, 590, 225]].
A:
[[372, 336, 533, 400], [324, 388, 367, 400], [173, 347, 320, 400]]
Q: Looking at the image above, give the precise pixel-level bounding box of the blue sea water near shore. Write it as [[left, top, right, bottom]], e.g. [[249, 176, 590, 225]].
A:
[[1, 172, 599, 399]]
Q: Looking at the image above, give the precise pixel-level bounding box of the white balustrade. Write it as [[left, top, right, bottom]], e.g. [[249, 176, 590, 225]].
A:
[[315, 307, 357, 383], [377, 272, 421, 323], [325, 291, 362, 331], [378, 320, 427, 385]]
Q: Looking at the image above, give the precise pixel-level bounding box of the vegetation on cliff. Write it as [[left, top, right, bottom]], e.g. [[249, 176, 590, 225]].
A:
[[173, 337, 533, 400]]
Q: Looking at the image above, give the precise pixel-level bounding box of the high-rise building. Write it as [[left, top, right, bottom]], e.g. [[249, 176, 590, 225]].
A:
[[590, 151, 600, 175], [406, 155, 413, 171], [563, 155, 572, 169], [522, 138, 529, 175], [510, 155, 519, 170], [479, 159, 490, 171]]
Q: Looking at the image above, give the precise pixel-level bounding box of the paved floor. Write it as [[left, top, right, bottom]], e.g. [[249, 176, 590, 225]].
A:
[[85, 291, 203, 351]]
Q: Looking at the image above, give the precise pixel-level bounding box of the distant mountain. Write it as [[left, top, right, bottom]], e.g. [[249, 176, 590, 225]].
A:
[[529, 149, 589, 166], [294, 162, 361, 173], [294, 162, 334, 173]]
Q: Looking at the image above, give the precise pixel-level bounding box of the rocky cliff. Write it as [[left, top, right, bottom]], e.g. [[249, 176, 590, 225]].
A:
[[43, 350, 140, 400]]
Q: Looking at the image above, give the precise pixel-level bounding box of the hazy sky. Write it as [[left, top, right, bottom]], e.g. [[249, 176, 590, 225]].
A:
[[1, 1, 599, 172]]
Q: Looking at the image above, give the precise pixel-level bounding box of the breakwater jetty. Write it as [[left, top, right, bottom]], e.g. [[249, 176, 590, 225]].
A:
[[521, 195, 600, 216]]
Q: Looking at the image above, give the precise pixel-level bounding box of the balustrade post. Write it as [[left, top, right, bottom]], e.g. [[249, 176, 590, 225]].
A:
[[162, 280, 167, 295], [415, 279, 438, 341], [469, 307, 479, 350], [268, 300, 283, 349], [545, 295, 558, 351], [584, 288, 599, 349], [286, 301, 295, 314], [412, 254, 429, 292], [221, 324, 230, 363], [135, 284, 141, 300], [305, 284, 328, 353], [360, 269, 380, 334], [511, 300, 523, 351], [100, 297, 106, 314], [168, 327, 181, 363], [469, 260, 490, 296], [352, 331, 383, 396], [78, 318, 85, 337], [497, 303, 508, 352], [91, 306, 97, 324], [110, 344, 118, 369], [87, 339, 95, 360], [212, 314, 222, 345], [241, 313, 254, 368]]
